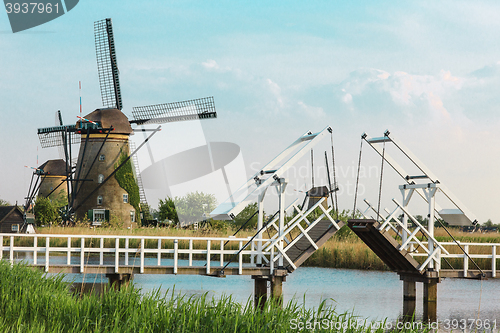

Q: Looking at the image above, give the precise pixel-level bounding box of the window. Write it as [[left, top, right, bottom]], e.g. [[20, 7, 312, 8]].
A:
[[97, 174, 104, 184], [11, 224, 19, 232], [93, 209, 106, 222], [91, 209, 109, 226], [123, 194, 128, 203], [99, 154, 105, 161], [97, 195, 103, 205], [130, 211, 135, 223]]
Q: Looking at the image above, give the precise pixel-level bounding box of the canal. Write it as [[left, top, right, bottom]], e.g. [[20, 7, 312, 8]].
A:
[[65, 266, 500, 323]]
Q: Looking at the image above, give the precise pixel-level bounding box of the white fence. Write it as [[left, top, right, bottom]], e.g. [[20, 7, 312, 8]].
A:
[[0, 234, 272, 275]]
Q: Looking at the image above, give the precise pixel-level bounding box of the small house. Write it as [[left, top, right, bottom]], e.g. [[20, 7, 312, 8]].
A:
[[0, 206, 24, 233]]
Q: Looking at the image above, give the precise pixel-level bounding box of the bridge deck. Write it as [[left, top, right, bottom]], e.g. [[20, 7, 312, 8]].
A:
[[348, 219, 423, 276], [285, 219, 345, 271], [30, 264, 272, 277]]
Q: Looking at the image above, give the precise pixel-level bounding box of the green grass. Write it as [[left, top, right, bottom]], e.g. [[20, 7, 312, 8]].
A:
[[0, 262, 427, 332]]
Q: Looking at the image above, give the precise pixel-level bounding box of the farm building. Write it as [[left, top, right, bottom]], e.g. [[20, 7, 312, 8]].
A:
[[0, 206, 24, 233]]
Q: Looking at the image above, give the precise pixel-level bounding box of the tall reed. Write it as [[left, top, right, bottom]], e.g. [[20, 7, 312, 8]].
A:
[[0, 262, 427, 332]]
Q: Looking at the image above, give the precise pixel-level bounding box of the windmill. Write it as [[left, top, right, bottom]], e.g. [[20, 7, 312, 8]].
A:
[[34, 18, 217, 227]]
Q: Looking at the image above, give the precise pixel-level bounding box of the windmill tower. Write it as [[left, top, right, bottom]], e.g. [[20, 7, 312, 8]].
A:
[[72, 109, 136, 226], [37, 159, 68, 199], [35, 18, 217, 227]]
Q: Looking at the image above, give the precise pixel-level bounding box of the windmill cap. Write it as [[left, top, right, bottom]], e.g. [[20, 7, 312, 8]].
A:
[[38, 159, 68, 176], [307, 186, 330, 197], [80, 108, 133, 135]]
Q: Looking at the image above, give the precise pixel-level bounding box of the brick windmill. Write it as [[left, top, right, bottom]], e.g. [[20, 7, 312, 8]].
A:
[[35, 18, 217, 227]]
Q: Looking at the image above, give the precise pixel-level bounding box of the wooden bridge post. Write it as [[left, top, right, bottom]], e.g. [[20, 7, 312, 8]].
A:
[[252, 276, 268, 310], [270, 275, 284, 306], [402, 279, 416, 319], [106, 273, 132, 290], [423, 279, 438, 322]]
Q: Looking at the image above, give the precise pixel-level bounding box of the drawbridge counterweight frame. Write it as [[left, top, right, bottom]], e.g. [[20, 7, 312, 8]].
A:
[[211, 126, 343, 274], [352, 130, 487, 280]]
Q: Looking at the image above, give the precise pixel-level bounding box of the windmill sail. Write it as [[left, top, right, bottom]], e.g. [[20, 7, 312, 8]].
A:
[[95, 18, 122, 110], [131, 96, 217, 125], [37, 125, 79, 148]]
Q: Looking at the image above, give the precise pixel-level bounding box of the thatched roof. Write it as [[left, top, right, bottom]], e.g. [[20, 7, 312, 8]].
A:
[[81, 108, 133, 135], [38, 159, 68, 176]]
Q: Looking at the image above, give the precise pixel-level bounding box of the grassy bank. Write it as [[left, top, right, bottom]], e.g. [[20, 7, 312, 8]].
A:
[[0, 262, 426, 332], [303, 239, 388, 270]]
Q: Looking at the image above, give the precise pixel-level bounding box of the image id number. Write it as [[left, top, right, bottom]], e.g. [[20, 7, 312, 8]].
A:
[[443, 319, 497, 330], [5, 2, 59, 14]]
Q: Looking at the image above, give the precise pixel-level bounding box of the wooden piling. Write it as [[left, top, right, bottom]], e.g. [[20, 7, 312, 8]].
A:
[[423, 279, 438, 322], [403, 280, 416, 319], [252, 276, 268, 310], [270, 276, 284, 306], [106, 273, 132, 290]]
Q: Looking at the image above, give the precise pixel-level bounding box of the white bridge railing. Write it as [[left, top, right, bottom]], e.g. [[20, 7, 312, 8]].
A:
[[0, 196, 339, 277], [262, 197, 340, 270], [361, 200, 499, 275], [0, 234, 272, 275], [412, 241, 499, 277]]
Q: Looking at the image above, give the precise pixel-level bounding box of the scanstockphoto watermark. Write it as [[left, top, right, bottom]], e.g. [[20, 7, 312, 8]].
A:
[[249, 162, 380, 181], [4, 0, 79, 33], [289, 318, 432, 331], [249, 162, 379, 196], [269, 179, 366, 197]]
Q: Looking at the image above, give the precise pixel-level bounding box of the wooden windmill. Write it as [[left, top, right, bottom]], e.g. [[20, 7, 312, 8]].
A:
[[34, 18, 217, 226]]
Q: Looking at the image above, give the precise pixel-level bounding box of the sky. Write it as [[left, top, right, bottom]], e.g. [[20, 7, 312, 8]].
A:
[[1, 0, 499, 223]]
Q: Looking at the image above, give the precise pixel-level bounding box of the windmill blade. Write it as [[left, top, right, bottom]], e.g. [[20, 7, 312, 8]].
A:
[[55, 111, 66, 160], [131, 96, 217, 125], [37, 125, 80, 148], [94, 18, 122, 110]]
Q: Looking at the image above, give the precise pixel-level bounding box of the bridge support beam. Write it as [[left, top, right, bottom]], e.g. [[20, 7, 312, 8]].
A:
[[423, 279, 438, 322], [252, 276, 268, 310], [106, 273, 132, 290], [270, 275, 285, 306], [400, 274, 439, 322], [402, 280, 416, 319]]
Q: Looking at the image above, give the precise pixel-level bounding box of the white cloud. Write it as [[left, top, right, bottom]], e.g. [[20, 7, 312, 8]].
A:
[[341, 90, 353, 104], [338, 68, 464, 120], [377, 72, 390, 80], [201, 59, 238, 75], [202, 59, 219, 70], [266, 78, 284, 109], [324, 64, 500, 223], [297, 101, 325, 118]]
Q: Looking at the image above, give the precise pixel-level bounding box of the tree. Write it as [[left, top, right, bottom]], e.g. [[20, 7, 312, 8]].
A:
[[0, 198, 10, 206], [158, 197, 179, 225], [414, 215, 428, 226], [484, 219, 494, 228], [33, 196, 59, 226], [174, 191, 217, 225], [33, 191, 69, 226], [333, 209, 359, 239], [52, 190, 67, 203], [234, 202, 259, 230], [434, 218, 448, 228]]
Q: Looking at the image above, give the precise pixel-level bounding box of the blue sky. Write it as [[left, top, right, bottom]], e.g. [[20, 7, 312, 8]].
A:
[[1, 1, 499, 223]]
